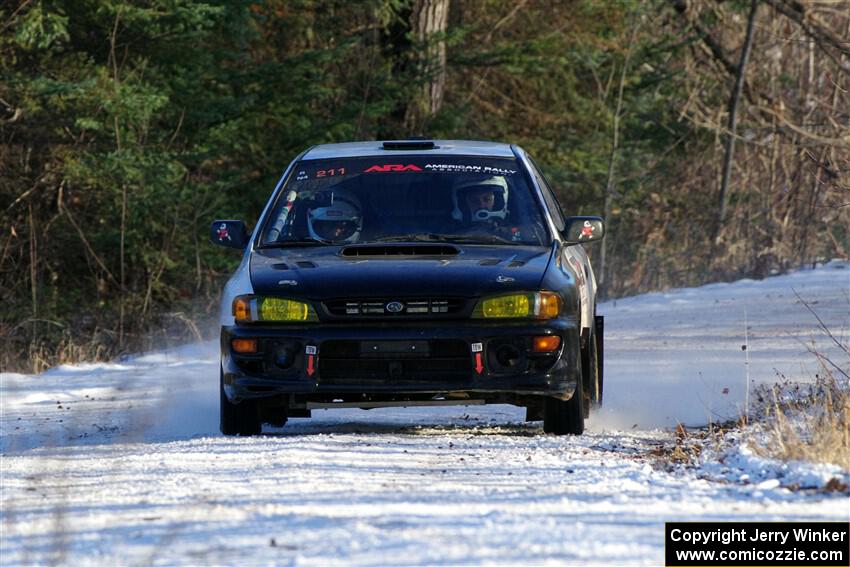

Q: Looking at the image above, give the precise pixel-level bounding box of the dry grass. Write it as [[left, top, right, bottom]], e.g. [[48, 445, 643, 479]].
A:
[[1, 311, 212, 374], [753, 372, 849, 472], [653, 308, 849, 487], [751, 293, 850, 472], [651, 374, 849, 491]]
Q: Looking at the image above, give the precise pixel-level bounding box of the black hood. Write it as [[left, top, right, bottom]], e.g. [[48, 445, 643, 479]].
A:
[[250, 244, 554, 299]]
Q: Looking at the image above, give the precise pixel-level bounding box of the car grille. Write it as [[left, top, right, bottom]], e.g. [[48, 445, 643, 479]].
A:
[[319, 339, 472, 384], [323, 297, 466, 318]]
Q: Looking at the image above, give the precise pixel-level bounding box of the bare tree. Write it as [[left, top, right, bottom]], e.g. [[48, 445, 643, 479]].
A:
[[714, 0, 759, 245], [599, 16, 642, 289], [404, 0, 450, 134]]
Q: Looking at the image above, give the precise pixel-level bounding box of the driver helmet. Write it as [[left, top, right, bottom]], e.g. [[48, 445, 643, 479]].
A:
[[307, 190, 362, 243], [451, 176, 509, 223]]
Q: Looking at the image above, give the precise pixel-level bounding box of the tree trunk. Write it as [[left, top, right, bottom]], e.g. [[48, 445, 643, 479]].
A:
[[714, 0, 759, 244], [403, 0, 450, 135]]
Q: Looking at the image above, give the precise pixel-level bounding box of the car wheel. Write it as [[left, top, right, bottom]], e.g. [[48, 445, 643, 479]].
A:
[[220, 367, 261, 436], [543, 364, 585, 436]]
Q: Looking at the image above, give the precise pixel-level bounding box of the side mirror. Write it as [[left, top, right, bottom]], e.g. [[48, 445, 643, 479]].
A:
[[210, 220, 250, 249], [563, 216, 605, 244]]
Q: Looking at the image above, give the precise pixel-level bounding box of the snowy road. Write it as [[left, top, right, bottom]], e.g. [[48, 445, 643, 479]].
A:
[[2, 263, 848, 565]]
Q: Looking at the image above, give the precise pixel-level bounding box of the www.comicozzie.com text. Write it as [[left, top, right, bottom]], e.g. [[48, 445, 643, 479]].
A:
[[669, 527, 847, 546]]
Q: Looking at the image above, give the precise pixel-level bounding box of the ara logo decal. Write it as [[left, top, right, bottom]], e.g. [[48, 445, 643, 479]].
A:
[[579, 220, 595, 239], [216, 223, 231, 241], [364, 164, 423, 173]]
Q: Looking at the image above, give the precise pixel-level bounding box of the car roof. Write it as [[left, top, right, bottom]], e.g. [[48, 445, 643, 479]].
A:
[[301, 140, 518, 160]]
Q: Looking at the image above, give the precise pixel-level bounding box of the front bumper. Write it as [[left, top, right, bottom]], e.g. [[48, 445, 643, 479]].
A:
[[221, 320, 580, 403]]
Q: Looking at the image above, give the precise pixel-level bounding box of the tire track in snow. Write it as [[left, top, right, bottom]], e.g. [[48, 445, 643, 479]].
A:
[[1, 263, 848, 564]]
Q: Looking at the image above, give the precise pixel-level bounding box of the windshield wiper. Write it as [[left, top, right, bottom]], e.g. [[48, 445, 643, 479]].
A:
[[440, 234, 516, 245], [259, 238, 328, 248], [366, 233, 517, 245], [367, 233, 450, 243]]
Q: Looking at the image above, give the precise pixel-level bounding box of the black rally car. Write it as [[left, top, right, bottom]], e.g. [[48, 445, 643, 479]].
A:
[[211, 139, 604, 435]]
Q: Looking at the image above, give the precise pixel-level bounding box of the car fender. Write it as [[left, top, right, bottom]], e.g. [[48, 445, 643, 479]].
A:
[[561, 244, 594, 331], [219, 252, 254, 326]]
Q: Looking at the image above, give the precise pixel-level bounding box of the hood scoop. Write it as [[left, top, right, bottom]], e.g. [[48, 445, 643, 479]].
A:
[[296, 261, 317, 268], [479, 258, 502, 266], [341, 244, 460, 257], [507, 260, 526, 268]]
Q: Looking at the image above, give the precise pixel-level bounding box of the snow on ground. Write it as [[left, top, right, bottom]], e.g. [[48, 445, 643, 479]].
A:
[[1, 262, 848, 565], [596, 260, 850, 430]]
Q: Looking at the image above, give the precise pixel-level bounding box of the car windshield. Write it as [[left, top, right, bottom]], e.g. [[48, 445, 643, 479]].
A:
[[260, 156, 550, 247]]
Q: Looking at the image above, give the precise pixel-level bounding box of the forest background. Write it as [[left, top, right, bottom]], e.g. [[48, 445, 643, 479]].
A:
[[1, 0, 848, 372]]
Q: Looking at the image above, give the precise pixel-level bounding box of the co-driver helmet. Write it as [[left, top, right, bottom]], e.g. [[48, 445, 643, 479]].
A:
[[307, 190, 362, 244], [451, 176, 509, 223]]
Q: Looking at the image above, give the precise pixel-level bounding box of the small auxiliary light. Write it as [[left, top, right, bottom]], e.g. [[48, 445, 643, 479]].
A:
[[232, 338, 258, 354], [532, 336, 561, 353]]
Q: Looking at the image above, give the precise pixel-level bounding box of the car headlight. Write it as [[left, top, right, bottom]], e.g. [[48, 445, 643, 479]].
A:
[[472, 291, 562, 320], [233, 296, 318, 323]]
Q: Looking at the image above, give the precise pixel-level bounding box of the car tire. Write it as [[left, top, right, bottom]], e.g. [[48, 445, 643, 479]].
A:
[[543, 364, 585, 436], [220, 368, 261, 436]]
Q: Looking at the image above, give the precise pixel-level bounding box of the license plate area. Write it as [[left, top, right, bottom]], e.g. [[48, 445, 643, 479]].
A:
[[359, 341, 431, 358]]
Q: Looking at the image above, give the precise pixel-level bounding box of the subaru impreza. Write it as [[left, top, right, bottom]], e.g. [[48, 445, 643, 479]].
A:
[[211, 139, 604, 435]]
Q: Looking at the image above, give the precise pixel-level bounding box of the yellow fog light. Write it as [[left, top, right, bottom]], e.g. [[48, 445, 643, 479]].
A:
[[260, 297, 309, 321], [482, 294, 532, 318], [232, 296, 317, 323], [473, 292, 562, 320]]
